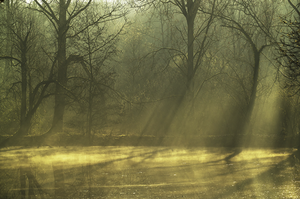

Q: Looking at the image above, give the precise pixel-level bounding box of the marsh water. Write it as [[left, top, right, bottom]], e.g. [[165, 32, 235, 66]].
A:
[[0, 146, 299, 198]]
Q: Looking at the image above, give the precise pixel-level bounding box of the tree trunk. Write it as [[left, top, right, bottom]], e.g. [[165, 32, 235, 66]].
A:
[[52, 0, 68, 133], [231, 48, 261, 147], [187, 15, 194, 98], [87, 85, 93, 145], [20, 40, 28, 134], [4, 0, 11, 78], [0, 38, 31, 147], [246, 49, 260, 122], [186, 0, 197, 98]]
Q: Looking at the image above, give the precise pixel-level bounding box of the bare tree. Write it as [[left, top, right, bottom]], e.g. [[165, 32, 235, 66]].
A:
[[276, 0, 300, 148], [32, 0, 93, 134], [0, 2, 52, 198], [67, 4, 126, 144], [277, 0, 300, 93], [32, 0, 129, 137], [216, 0, 279, 136], [0, 1, 55, 146], [135, 0, 227, 99]]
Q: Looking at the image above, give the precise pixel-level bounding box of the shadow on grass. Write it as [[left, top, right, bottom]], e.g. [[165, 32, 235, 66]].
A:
[[211, 151, 298, 199], [0, 146, 173, 199], [0, 147, 298, 199]]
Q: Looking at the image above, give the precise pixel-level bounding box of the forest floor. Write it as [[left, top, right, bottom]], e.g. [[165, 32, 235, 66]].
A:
[[0, 133, 297, 148], [0, 146, 300, 198]]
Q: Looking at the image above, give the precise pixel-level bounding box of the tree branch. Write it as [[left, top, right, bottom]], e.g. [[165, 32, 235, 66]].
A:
[[0, 56, 21, 64], [68, 0, 92, 23]]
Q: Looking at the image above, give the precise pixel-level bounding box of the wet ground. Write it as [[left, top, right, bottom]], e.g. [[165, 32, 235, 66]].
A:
[[0, 146, 299, 198]]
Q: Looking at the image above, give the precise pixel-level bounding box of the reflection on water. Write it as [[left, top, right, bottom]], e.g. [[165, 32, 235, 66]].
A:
[[0, 146, 299, 198]]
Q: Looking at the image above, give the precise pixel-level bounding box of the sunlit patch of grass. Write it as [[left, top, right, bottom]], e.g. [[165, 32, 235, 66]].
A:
[[0, 146, 299, 198]]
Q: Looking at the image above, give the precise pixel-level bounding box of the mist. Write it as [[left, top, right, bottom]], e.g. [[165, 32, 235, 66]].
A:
[[1, 0, 300, 198]]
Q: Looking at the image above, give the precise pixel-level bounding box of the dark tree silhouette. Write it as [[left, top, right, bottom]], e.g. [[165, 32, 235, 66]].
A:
[[33, 0, 93, 135], [277, 0, 300, 95], [277, 0, 300, 150]]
